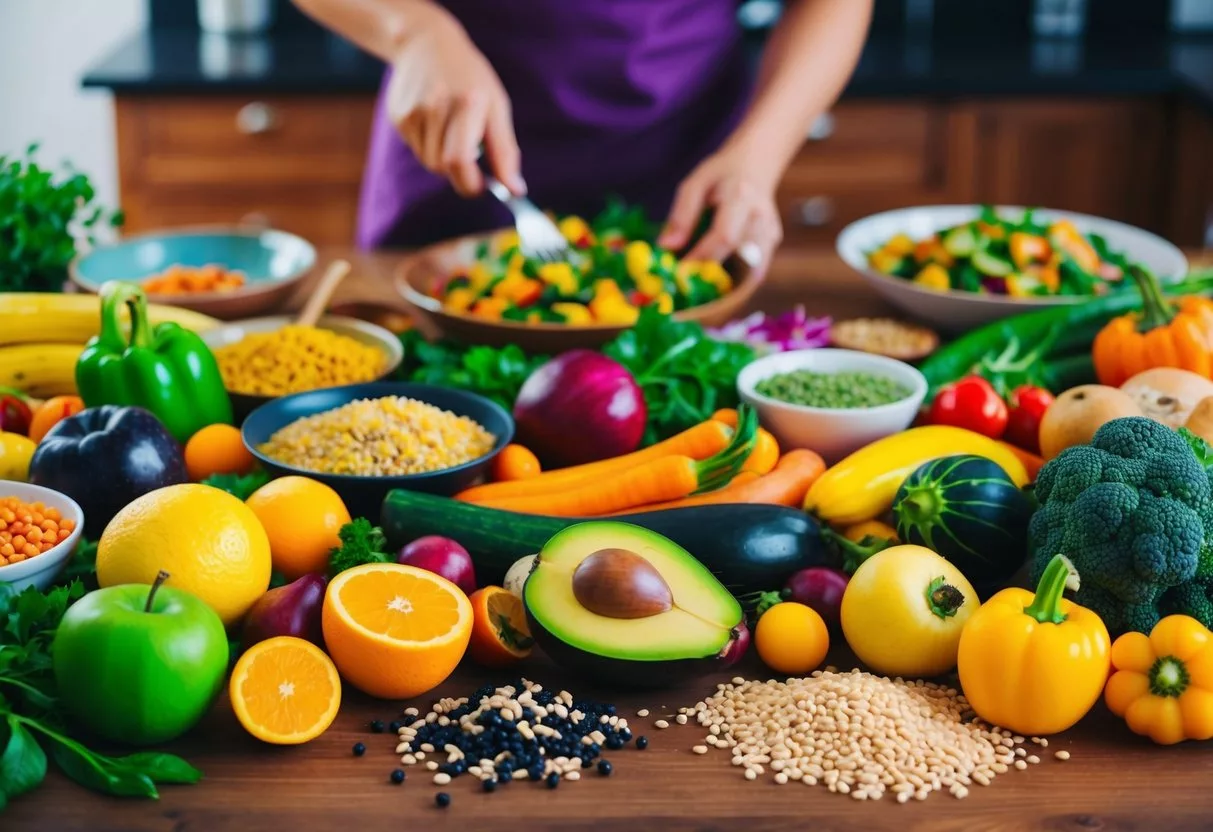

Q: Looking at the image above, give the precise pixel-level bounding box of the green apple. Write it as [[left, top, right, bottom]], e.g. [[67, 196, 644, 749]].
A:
[[53, 570, 229, 746]]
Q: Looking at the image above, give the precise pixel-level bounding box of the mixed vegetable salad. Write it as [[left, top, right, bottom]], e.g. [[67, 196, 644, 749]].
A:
[[436, 201, 734, 326], [867, 205, 1141, 298]]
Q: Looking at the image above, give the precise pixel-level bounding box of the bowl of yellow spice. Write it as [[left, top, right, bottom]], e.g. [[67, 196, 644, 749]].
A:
[[201, 315, 404, 420]]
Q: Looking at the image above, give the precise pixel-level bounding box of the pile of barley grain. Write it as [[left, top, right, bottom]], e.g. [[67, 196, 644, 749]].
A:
[[681, 669, 1053, 802]]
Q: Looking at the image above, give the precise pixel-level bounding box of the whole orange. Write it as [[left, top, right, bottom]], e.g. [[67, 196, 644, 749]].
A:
[[184, 423, 255, 481], [754, 602, 830, 675], [246, 476, 350, 580]]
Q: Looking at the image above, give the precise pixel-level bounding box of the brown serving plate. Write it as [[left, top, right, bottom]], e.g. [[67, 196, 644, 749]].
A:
[[395, 230, 759, 351]]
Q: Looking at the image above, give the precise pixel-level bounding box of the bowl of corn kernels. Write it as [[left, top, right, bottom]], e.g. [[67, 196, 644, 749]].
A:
[[0, 482, 84, 592], [199, 314, 405, 421]]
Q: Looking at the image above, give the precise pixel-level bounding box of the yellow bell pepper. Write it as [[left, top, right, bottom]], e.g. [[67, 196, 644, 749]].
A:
[[558, 215, 593, 246], [470, 297, 509, 320], [1105, 615, 1213, 745], [843, 520, 899, 545], [443, 287, 478, 314], [1004, 274, 1031, 298], [495, 229, 521, 254], [537, 262, 579, 296], [551, 302, 592, 325], [868, 249, 904, 275], [699, 261, 733, 293], [803, 426, 1029, 526], [625, 241, 654, 283], [589, 282, 639, 324], [913, 263, 951, 291], [884, 233, 915, 257], [957, 554, 1111, 735], [653, 292, 674, 314]]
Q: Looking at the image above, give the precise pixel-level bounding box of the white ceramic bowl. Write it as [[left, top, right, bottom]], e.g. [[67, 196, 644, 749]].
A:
[[737, 349, 927, 464], [836, 205, 1189, 332], [0, 481, 84, 593]]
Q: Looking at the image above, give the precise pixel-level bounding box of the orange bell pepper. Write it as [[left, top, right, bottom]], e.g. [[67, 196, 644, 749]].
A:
[[957, 554, 1111, 735], [1009, 232, 1051, 270], [1105, 615, 1213, 745], [1091, 265, 1213, 386], [1048, 220, 1101, 274]]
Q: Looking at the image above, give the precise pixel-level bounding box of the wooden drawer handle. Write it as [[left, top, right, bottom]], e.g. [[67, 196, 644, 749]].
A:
[[795, 196, 835, 227], [236, 102, 279, 135], [806, 112, 835, 142]]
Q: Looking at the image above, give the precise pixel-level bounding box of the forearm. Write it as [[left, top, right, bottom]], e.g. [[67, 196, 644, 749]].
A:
[[291, 0, 459, 63], [729, 0, 873, 183]]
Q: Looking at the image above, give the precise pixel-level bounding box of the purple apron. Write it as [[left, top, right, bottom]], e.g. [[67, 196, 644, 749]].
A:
[[357, 0, 753, 249]]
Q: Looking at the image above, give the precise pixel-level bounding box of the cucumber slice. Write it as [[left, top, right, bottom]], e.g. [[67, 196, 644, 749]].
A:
[[972, 245, 1014, 278], [942, 225, 978, 258]]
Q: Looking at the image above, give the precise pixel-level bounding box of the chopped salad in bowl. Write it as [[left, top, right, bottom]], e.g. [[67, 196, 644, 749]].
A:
[[866, 205, 1142, 299], [433, 201, 736, 326]]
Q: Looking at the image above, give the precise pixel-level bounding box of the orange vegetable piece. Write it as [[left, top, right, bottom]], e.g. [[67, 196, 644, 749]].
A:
[[492, 444, 542, 482], [28, 396, 84, 443]]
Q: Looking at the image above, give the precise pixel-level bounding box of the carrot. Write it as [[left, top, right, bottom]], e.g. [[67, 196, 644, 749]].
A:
[[999, 441, 1045, 482], [726, 471, 761, 487], [742, 429, 780, 475], [612, 449, 826, 513], [711, 408, 739, 427], [456, 419, 733, 502], [491, 444, 541, 482]]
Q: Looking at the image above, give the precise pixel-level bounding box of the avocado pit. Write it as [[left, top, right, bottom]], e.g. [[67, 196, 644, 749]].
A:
[[572, 548, 673, 619]]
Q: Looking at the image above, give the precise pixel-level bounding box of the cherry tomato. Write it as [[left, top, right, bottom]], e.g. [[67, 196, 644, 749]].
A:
[[1004, 385, 1055, 454], [927, 376, 1009, 439]]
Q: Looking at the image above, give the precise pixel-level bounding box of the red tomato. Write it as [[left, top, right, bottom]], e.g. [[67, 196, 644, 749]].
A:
[[927, 376, 1009, 439], [1004, 385, 1055, 454]]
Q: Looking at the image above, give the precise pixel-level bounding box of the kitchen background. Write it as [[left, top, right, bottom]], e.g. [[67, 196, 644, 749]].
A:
[[2, 0, 1213, 250]]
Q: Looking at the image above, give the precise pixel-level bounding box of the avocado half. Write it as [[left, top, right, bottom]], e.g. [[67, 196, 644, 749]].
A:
[[523, 521, 745, 688]]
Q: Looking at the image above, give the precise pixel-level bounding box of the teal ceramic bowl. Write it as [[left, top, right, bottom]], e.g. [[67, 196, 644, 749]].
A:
[[69, 226, 316, 320]]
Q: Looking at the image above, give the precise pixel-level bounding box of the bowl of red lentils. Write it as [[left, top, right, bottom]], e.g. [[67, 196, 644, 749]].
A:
[[0, 482, 84, 592]]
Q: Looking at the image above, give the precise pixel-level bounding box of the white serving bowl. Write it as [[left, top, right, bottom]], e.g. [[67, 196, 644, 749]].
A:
[[836, 205, 1189, 332], [737, 349, 927, 464], [0, 481, 84, 593]]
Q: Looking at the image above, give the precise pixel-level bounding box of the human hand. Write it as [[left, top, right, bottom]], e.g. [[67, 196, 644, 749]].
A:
[[385, 8, 523, 197], [658, 142, 783, 280]]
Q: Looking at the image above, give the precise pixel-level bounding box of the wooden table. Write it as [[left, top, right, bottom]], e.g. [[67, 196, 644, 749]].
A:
[[11, 244, 1213, 832]]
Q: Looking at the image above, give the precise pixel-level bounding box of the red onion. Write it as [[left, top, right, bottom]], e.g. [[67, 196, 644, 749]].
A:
[[397, 536, 477, 595]]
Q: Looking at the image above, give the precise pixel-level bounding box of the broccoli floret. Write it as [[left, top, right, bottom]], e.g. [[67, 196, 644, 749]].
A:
[[1029, 416, 1213, 636]]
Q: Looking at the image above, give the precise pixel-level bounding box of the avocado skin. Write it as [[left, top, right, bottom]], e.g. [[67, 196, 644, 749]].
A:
[[525, 609, 733, 689]]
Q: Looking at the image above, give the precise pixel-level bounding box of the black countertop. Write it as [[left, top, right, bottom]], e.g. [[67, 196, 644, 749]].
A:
[[81, 27, 1213, 114]]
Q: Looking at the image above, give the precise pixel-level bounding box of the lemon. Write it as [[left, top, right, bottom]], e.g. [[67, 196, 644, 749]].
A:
[[97, 483, 272, 626]]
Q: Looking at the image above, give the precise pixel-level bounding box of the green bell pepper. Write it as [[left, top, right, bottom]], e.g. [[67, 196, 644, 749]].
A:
[[75, 281, 233, 443]]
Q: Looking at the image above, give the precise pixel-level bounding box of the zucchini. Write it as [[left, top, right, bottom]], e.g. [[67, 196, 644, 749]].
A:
[[381, 491, 827, 602], [892, 455, 1034, 593]]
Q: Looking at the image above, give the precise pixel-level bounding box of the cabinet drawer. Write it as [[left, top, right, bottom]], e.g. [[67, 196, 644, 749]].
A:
[[117, 96, 375, 187], [121, 185, 361, 246]]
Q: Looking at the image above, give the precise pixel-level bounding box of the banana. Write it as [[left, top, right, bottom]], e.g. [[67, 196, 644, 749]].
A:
[[0, 343, 83, 398], [0, 293, 220, 346]]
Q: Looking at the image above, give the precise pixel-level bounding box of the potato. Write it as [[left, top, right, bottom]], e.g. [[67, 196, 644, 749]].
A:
[[1039, 385, 1142, 460], [1121, 368, 1213, 428]]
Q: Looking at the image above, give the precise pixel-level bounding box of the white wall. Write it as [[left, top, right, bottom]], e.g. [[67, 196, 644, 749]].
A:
[[0, 0, 147, 208]]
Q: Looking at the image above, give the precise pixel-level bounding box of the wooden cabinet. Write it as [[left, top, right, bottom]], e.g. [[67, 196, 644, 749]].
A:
[[111, 93, 1193, 248], [115, 95, 375, 244], [947, 99, 1166, 232]]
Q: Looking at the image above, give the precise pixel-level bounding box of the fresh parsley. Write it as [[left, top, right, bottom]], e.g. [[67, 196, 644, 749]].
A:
[[328, 518, 392, 577], [1181, 427, 1213, 471], [200, 468, 271, 501], [396, 330, 550, 412], [0, 581, 200, 810], [603, 307, 756, 446]]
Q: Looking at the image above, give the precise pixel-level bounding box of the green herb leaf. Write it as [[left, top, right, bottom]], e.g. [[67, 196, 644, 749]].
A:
[[1180, 427, 1213, 471], [328, 518, 392, 576], [48, 739, 159, 799], [0, 718, 47, 800], [112, 752, 203, 785], [200, 468, 271, 501]]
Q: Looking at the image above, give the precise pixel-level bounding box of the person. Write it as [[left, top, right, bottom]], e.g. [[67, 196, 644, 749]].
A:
[[293, 0, 872, 279]]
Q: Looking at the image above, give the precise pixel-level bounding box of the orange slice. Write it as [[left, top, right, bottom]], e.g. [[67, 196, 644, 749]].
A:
[[229, 636, 341, 745], [468, 586, 534, 668], [321, 563, 472, 699]]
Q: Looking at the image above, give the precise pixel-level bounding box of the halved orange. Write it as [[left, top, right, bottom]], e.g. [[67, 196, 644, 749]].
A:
[[230, 636, 341, 745], [467, 586, 534, 668], [321, 563, 472, 699]]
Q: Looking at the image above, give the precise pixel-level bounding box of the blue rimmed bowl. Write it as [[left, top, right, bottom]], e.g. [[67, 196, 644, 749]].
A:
[[69, 226, 316, 320], [241, 382, 514, 518]]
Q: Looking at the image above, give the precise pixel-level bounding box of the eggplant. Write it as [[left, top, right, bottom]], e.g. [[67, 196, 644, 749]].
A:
[[29, 406, 188, 537]]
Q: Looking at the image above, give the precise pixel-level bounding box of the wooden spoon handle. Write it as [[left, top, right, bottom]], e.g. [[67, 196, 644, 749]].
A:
[[296, 260, 352, 327]]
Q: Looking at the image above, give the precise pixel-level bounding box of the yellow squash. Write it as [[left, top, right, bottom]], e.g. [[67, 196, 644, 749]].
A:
[[803, 425, 1029, 525], [957, 554, 1110, 735], [1105, 615, 1213, 745]]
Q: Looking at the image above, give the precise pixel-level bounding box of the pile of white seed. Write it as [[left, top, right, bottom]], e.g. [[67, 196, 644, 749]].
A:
[[679, 669, 1062, 802]]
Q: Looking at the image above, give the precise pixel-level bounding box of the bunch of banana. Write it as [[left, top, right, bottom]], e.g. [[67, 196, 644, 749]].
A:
[[0, 293, 220, 397]]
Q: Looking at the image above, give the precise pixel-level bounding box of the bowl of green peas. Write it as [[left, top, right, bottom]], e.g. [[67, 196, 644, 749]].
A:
[[737, 348, 927, 463]]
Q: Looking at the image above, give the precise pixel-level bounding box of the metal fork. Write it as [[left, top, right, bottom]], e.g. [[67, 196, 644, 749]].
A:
[[484, 176, 570, 263]]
